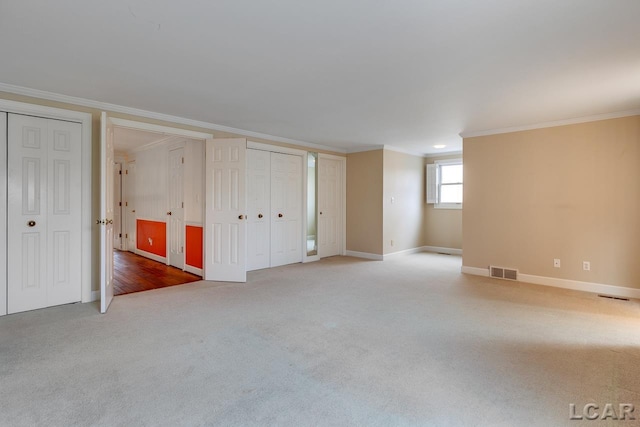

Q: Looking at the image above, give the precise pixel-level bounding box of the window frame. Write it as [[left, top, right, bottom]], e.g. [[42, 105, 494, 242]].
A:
[[433, 158, 463, 210]]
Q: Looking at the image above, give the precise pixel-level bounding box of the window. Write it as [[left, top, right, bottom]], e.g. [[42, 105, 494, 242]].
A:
[[426, 159, 463, 209]]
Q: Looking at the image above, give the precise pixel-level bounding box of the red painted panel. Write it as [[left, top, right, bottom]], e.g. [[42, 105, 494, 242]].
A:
[[137, 220, 166, 257], [185, 225, 203, 269]]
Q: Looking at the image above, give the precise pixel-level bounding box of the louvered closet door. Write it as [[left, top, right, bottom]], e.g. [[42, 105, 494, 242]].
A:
[[7, 114, 82, 314]]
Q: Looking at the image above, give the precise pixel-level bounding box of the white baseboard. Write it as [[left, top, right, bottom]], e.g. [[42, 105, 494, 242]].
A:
[[383, 246, 428, 259], [90, 290, 100, 302], [462, 265, 640, 300], [345, 250, 383, 261], [135, 249, 167, 265], [422, 246, 463, 256], [185, 265, 203, 276]]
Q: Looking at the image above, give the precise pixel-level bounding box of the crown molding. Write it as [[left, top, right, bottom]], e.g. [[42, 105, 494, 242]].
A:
[[0, 82, 346, 153], [460, 109, 640, 139]]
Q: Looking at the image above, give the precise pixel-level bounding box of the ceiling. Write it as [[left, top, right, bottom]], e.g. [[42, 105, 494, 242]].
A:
[[1, 0, 639, 155]]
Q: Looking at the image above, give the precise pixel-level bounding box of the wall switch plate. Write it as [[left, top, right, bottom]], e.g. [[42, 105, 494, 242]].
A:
[[583, 261, 590, 271], [554, 259, 561, 268]]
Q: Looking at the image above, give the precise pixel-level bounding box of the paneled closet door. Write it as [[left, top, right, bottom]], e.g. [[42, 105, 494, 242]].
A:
[[7, 114, 82, 314], [0, 113, 6, 316], [168, 147, 185, 269], [270, 152, 303, 268], [246, 149, 271, 271], [318, 157, 342, 258]]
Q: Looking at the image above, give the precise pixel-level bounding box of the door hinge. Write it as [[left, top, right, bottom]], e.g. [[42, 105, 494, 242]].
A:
[[119, 202, 122, 206], [125, 233, 128, 238], [181, 246, 184, 253], [182, 202, 184, 208], [119, 233, 122, 238], [125, 201, 128, 206], [182, 157, 184, 164], [119, 170, 122, 175], [125, 170, 128, 174]]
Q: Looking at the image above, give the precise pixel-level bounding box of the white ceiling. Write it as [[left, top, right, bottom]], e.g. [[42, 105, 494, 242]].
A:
[[1, 0, 639, 155]]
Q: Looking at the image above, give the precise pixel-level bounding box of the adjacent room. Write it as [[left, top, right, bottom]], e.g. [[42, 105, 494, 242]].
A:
[[0, 1, 639, 426]]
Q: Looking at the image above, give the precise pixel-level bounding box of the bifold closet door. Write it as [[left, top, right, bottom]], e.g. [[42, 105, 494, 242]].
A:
[[247, 149, 271, 271], [270, 152, 302, 267], [7, 113, 82, 314]]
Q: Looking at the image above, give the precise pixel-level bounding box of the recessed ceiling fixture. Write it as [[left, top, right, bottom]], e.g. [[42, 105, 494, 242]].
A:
[[433, 144, 446, 149]]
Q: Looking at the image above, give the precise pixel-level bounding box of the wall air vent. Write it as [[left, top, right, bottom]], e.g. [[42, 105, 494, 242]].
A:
[[489, 265, 518, 281]]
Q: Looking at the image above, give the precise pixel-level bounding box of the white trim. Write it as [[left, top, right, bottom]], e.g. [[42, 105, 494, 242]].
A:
[[345, 250, 384, 261], [184, 265, 203, 276], [461, 266, 490, 276], [461, 265, 640, 300], [0, 99, 93, 306], [247, 140, 307, 156], [346, 145, 384, 154], [460, 109, 640, 138], [135, 249, 167, 265], [110, 117, 213, 140], [381, 144, 427, 158], [383, 246, 427, 259], [423, 246, 463, 256], [0, 82, 345, 153], [303, 255, 320, 263], [424, 150, 463, 158], [185, 221, 203, 227], [91, 290, 100, 302]]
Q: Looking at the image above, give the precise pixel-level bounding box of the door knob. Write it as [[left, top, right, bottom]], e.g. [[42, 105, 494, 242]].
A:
[[278, 213, 283, 218], [106, 219, 113, 225], [167, 211, 172, 216], [238, 215, 245, 220], [258, 214, 263, 219], [320, 212, 323, 215], [27, 220, 36, 227]]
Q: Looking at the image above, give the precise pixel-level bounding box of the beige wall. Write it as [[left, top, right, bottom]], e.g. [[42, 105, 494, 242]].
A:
[[383, 150, 426, 254], [463, 115, 640, 289], [346, 150, 383, 254], [424, 155, 463, 249]]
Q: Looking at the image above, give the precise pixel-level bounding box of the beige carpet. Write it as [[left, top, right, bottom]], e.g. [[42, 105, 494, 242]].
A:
[[1, 253, 639, 426]]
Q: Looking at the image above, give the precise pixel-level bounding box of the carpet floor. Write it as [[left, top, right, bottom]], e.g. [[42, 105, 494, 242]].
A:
[[1, 253, 639, 426]]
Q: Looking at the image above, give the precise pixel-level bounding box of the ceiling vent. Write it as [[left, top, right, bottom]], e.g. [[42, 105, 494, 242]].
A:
[[490, 265, 518, 281]]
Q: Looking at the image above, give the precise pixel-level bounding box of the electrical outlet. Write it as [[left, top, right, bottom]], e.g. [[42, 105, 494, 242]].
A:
[[583, 261, 590, 271], [554, 259, 561, 268]]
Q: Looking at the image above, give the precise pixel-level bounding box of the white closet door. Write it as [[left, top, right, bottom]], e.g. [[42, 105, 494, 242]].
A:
[[270, 152, 302, 267], [7, 114, 82, 314], [113, 162, 122, 250], [246, 149, 271, 271], [318, 157, 343, 258], [205, 138, 247, 282], [168, 147, 185, 269], [125, 161, 137, 252], [0, 113, 6, 316], [100, 112, 115, 313]]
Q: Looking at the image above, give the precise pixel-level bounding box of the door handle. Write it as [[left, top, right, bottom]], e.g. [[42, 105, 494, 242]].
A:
[[278, 213, 283, 218], [238, 215, 245, 220], [27, 220, 36, 227], [167, 211, 172, 216], [258, 213, 263, 219]]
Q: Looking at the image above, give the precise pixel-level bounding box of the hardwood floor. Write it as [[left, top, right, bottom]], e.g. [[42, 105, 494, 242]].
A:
[[113, 250, 201, 296]]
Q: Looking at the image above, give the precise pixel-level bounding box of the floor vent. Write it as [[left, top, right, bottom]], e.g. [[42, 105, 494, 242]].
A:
[[489, 265, 518, 281], [598, 294, 630, 301]]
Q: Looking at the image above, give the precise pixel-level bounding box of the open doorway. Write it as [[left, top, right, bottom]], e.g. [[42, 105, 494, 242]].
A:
[[111, 122, 209, 295]]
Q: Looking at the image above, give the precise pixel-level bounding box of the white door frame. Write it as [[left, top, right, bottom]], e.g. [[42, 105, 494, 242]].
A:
[[319, 153, 347, 257], [0, 100, 92, 309]]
